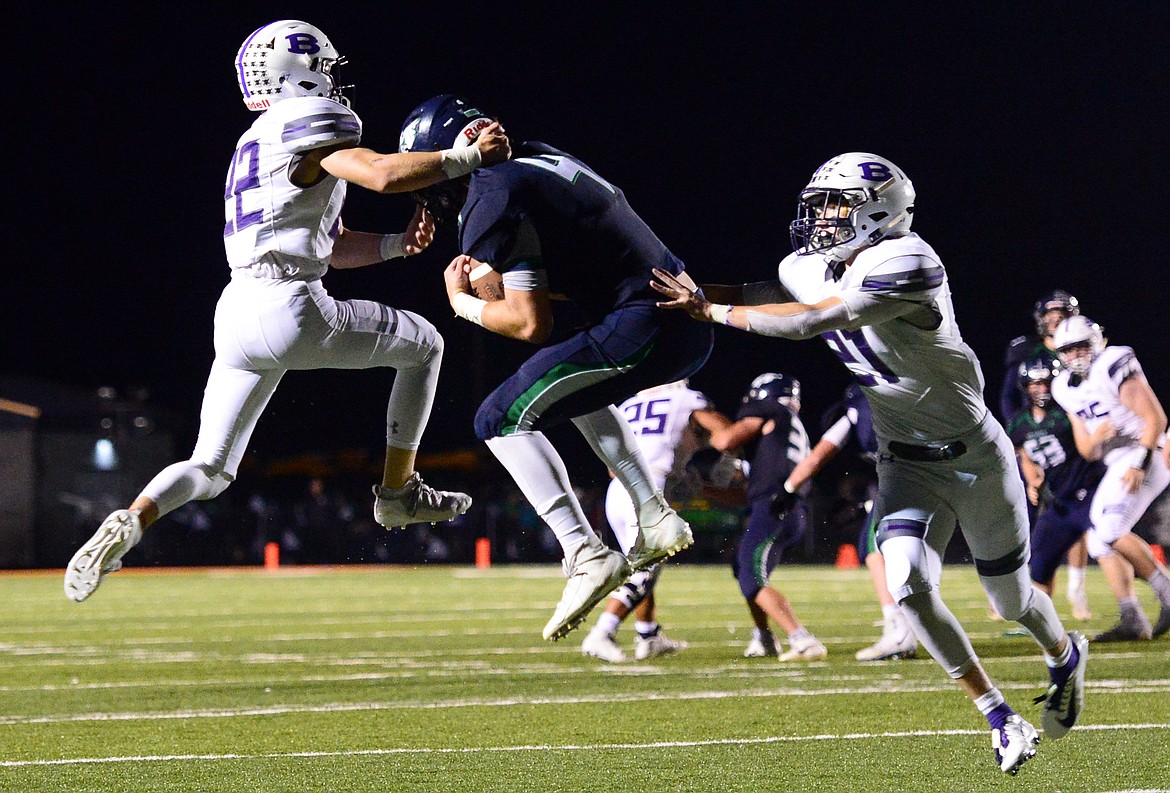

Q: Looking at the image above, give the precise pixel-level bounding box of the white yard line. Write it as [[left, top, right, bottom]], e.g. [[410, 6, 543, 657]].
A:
[[1, 722, 1166, 768], [1, 682, 1168, 726]]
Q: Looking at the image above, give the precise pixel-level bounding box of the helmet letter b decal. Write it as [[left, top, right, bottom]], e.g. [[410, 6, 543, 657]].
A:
[[858, 162, 893, 182], [284, 33, 321, 55]]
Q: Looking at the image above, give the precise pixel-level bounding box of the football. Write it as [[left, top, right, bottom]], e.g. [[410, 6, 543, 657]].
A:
[[469, 262, 505, 301]]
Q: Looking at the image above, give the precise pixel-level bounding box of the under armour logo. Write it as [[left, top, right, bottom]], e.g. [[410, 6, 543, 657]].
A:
[[284, 33, 321, 55], [390, 421, 399, 435]]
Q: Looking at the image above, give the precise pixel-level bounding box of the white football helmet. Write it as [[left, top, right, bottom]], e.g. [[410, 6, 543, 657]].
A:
[[235, 20, 349, 112], [1052, 315, 1105, 376], [789, 153, 915, 262]]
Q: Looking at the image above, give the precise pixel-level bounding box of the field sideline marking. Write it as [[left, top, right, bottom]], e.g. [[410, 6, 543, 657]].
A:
[[1, 722, 1166, 768]]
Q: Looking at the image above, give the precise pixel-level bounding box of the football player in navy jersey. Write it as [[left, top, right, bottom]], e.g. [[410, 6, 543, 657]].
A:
[[782, 385, 917, 661], [999, 292, 1092, 616], [653, 152, 1087, 774], [1007, 356, 1104, 615], [398, 95, 714, 642], [707, 374, 827, 661], [1000, 291, 1080, 422], [63, 22, 511, 604]]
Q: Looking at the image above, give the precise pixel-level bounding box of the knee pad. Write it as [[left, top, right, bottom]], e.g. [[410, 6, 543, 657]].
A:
[[1085, 526, 1115, 559], [877, 522, 934, 602], [610, 566, 660, 609]]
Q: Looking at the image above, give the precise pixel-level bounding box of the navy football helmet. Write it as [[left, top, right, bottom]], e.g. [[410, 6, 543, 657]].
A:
[[1016, 355, 1061, 408], [399, 94, 495, 225], [1031, 289, 1080, 338], [743, 373, 801, 411]]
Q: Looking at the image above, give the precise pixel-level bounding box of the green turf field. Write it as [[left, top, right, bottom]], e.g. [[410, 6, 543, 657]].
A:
[[1, 564, 1166, 792]]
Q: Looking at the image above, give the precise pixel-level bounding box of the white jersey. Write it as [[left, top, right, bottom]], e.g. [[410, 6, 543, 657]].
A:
[[223, 97, 362, 280], [776, 233, 986, 444], [1051, 346, 1149, 465], [617, 382, 712, 482]]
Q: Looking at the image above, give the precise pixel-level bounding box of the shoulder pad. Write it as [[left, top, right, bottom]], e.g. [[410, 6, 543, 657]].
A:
[[277, 98, 361, 154], [856, 252, 945, 301]]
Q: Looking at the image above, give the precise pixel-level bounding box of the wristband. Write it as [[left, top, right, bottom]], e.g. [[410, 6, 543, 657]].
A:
[[709, 304, 733, 325], [379, 233, 406, 260], [1136, 447, 1154, 472], [440, 145, 483, 179], [451, 291, 487, 326]]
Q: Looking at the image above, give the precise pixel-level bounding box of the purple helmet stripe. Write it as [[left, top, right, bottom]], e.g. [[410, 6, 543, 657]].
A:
[[236, 23, 272, 99]]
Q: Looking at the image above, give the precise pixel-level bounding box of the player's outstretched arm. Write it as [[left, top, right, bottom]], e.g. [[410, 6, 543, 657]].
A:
[[445, 255, 553, 343], [318, 121, 510, 194]]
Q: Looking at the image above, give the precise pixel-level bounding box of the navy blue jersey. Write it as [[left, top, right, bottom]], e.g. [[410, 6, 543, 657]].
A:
[[736, 401, 808, 500], [458, 142, 687, 321], [999, 335, 1049, 421], [1007, 406, 1103, 501], [821, 384, 878, 461]]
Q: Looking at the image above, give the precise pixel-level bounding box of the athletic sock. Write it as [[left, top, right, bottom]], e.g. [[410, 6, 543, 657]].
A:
[[596, 612, 622, 637], [634, 620, 659, 639], [1147, 568, 1170, 607], [786, 626, 811, 643], [1066, 565, 1086, 594], [974, 689, 1013, 731]]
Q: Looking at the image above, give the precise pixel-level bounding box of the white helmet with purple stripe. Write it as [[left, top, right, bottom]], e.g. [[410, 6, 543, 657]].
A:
[[790, 152, 915, 263], [1053, 315, 1105, 376], [236, 20, 349, 112]]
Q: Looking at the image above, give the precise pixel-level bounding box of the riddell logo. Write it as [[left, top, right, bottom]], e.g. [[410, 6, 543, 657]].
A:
[[245, 97, 272, 111], [459, 118, 493, 145]]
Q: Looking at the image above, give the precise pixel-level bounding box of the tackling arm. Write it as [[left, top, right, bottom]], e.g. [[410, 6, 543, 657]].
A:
[[314, 121, 510, 193], [650, 268, 913, 339]]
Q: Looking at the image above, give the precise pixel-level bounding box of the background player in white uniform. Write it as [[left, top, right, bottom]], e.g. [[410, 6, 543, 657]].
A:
[[652, 152, 1087, 774], [63, 20, 511, 602], [1051, 316, 1170, 640], [581, 381, 732, 662]]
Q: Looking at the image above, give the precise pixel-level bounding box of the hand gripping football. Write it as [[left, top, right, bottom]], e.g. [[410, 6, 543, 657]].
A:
[[469, 262, 505, 301]]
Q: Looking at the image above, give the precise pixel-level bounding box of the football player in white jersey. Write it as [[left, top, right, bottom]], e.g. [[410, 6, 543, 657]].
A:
[[1050, 316, 1170, 640], [652, 153, 1087, 774], [581, 381, 733, 662], [63, 20, 511, 603]]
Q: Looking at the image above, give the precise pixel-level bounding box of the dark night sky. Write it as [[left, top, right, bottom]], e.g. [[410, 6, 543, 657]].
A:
[[8, 3, 1168, 466]]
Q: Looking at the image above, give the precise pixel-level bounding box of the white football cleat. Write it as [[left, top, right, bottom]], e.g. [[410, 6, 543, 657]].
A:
[[1038, 631, 1088, 740], [743, 633, 779, 658], [779, 634, 828, 662], [634, 631, 687, 661], [373, 473, 471, 528], [992, 714, 1039, 775], [626, 497, 693, 571], [64, 510, 143, 602], [543, 544, 631, 641], [581, 630, 628, 663], [856, 615, 918, 661]]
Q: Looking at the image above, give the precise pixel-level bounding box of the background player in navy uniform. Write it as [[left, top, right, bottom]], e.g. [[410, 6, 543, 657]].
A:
[[707, 374, 828, 661], [782, 384, 918, 661], [398, 95, 714, 642], [1007, 356, 1103, 615], [999, 291, 1091, 618], [1000, 291, 1081, 422]]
